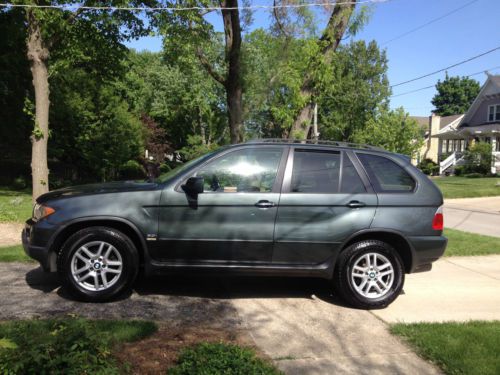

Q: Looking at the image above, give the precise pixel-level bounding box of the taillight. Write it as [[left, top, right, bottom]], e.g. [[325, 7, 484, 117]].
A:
[[432, 206, 444, 231]]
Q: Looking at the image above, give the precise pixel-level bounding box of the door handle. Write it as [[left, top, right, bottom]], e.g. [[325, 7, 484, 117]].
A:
[[255, 200, 276, 208], [347, 200, 366, 208]]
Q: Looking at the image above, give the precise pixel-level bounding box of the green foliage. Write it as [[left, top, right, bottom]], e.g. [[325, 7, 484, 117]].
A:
[[0, 245, 33, 263], [11, 176, 27, 190], [0, 188, 32, 222], [119, 160, 146, 180], [445, 228, 500, 256], [431, 73, 481, 116], [169, 342, 282, 375], [352, 107, 424, 157], [178, 135, 220, 161], [0, 318, 157, 375], [463, 143, 492, 175], [391, 321, 500, 375], [417, 158, 439, 176], [433, 176, 500, 198]]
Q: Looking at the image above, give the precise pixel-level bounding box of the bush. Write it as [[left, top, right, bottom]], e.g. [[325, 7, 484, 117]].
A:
[[417, 158, 439, 176], [119, 160, 145, 180], [463, 143, 492, 175], [11, 176, 27, 190], [169, 342, 281, 375], [159, 163, 171, 174], [0, 318, 156, 374], [453, 165, 464, 176]]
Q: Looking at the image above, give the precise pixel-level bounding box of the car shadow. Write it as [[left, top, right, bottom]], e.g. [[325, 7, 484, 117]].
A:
[[25, 266, 350, 307]]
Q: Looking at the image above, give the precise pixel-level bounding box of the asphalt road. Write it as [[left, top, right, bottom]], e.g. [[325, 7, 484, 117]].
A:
[[444, 197, 500, 237], [1, 262, 440, 374]]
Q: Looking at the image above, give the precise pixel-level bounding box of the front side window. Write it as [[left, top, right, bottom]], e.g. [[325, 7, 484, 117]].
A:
[[357, 154, 415, 193], [196, 148, 283, 193], [488, 105, 500, 122], [291, 150, 341, 193]]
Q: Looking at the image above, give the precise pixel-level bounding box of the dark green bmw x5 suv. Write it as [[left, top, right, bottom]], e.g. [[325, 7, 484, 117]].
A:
[[23, 139, 447, 308]]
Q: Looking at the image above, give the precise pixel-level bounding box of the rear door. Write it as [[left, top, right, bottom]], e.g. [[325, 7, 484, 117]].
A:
[[273, 147, 378, 265]]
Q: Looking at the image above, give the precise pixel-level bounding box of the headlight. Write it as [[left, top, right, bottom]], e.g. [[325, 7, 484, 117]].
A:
[[33, 203, 55, 221]]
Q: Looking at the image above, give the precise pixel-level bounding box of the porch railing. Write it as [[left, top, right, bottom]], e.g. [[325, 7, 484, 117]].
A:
[[439, 152, 456, 174]]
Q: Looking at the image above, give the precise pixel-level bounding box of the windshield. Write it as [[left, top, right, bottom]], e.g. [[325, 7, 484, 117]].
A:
[[156, 152, 216, 184]]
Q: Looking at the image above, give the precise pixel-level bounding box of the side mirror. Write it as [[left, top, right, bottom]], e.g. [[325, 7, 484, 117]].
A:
[[182, 176, 204, 197]]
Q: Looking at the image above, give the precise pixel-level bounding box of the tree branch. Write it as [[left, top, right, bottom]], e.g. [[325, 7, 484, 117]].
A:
[[195, 47, 226, 86]]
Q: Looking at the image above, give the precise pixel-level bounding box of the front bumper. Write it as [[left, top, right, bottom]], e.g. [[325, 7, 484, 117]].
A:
[[22, 221, 53, 272], [408, 235, 448, 273]]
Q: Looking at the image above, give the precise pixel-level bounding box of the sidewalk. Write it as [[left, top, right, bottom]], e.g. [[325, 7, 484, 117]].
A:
[[444, 197, 500, 237], [372, 255, 500, 323]]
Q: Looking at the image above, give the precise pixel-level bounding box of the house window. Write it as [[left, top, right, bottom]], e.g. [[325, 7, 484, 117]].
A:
[[488, 105, 500, 122]]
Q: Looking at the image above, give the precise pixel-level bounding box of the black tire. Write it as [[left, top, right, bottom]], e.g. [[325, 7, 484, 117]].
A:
[[333, 240, 404, 309], [58, 226, 139, 302]]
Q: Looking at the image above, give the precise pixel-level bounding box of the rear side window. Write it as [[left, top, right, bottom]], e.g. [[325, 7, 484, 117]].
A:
[[291, 150, 340, 193], [340, 155, 366, 193], [357, 154, 415, 193]]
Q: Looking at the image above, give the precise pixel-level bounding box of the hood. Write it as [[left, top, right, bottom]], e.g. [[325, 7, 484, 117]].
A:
[[37, 181, 158, 203]]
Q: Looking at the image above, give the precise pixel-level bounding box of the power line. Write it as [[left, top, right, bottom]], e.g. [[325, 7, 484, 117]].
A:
[[381, 0, 480, 46], [0, 0, 391, 12], [390, 45, 500, 88], [391, 65, 500, 98]]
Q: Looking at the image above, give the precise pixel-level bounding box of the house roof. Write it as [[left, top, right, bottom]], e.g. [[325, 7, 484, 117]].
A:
[[440, 114, 463, 129], [460, 74, 500, 126], [410, 116, 429, 129]]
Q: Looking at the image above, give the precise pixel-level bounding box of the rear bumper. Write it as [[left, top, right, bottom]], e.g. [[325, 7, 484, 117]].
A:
[[22, 221, 53, 272], [407, 235, 448, 273]]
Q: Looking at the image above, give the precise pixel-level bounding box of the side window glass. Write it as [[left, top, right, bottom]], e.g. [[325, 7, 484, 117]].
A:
[[340, 155, 366, 193], [357, 154, 415, 193], [196, 148, 283, 193], [291, 150, 340, 193]]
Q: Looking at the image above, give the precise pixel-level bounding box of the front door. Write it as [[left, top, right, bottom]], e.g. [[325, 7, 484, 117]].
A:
[[273, 148, 378, 265], [155, 146, 287, 263]]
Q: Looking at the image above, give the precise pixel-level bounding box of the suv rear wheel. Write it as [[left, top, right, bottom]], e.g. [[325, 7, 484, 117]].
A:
[[58, 227, 139, 302], [333, 240, 404, 309]]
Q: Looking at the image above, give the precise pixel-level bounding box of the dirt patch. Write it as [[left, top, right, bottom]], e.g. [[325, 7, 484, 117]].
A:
[[0, 223, 24, 246], [115, 325, 258, 374]]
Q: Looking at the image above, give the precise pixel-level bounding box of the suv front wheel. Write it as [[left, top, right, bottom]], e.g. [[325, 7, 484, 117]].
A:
[[333, 240, 404, 309], [58, 227, 139, 302]]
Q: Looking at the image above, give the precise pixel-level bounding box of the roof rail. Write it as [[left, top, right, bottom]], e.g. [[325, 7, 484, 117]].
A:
[[245, 138, 385, 151]]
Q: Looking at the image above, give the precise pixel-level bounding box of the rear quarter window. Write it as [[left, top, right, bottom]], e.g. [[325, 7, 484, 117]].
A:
[[357, 153, 415, 193]]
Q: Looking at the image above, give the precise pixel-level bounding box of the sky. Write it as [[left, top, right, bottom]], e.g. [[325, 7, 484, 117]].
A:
[[125, 0, 500, 116]]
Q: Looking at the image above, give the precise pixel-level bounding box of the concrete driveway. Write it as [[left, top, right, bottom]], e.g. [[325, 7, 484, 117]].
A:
[[1, 262, 440, 374], [444, 196, 500, 237]]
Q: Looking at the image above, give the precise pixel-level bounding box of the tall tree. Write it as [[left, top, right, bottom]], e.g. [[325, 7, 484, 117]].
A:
[[431, 73, 480, 116], [159, 0, 245, 144], [16, 1, 155, 201], [289, 0, 359, 138]]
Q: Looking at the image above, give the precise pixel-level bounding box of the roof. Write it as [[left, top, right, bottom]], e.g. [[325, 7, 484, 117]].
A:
[[410, 116, 429, 129], [440, 114, 464, 129], [461, 74, 500, 125]]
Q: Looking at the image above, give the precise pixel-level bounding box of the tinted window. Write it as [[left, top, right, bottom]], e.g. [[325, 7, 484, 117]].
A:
[[291, 150, 340, 193], [341, 155, 366, 193], [357, 154, 415, 193], [196, 148, 283, 193]]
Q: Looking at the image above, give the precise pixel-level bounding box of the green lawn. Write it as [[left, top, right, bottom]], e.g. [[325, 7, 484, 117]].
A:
[[391, 321, 500, 375], [0, 245, 33, 263], [0, 188, 32, 223], [433, 176, 500, 199], [445, 228, 500, 257]]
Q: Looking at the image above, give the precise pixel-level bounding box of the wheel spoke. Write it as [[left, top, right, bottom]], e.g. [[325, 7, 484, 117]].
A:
[[106, 268, 121, 274], [93, 275, 99, 290], [81, 246, 95, 259], [79, 272, 92, 282], [364, 254, 371, 268], [104, 244, 113, 260], [96, 242, 105, 256], [101, 273, 108, 289], [106, 260, 121, 267], [379, 270, 394, 278], [74, 265, 89, 275], [76, 253, 89, 262], [378, 262, 391, 271]]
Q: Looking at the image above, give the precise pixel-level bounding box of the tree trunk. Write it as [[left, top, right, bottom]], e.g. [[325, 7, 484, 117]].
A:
[[221, 0, 243, 144], [289, 1, 357, 139], [26, 9, 50, 203]]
